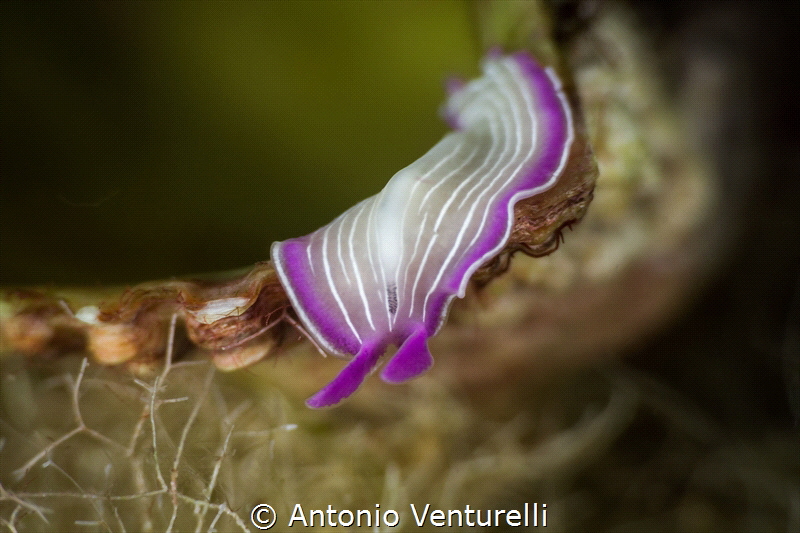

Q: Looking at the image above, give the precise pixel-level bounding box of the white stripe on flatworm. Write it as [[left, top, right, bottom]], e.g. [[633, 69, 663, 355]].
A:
[[271, 52, 574, 407]]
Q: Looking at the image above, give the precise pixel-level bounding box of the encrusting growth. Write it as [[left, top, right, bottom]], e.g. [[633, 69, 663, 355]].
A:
[[1, 51, 596, 408]]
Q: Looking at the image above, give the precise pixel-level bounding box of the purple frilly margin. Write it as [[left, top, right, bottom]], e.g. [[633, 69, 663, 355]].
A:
[[272, 51, 574, 407], [432, 52, 575, 328]]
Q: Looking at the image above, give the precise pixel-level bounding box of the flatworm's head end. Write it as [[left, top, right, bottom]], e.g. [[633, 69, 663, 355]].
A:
[[305, 393, 337, 409], [305, 340, 386, 408], [380, 327, 433, 384], [305, 368, 364, 408]]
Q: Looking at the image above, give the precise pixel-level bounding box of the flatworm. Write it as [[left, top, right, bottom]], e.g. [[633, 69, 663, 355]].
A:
[[272, 52, 574, 407]]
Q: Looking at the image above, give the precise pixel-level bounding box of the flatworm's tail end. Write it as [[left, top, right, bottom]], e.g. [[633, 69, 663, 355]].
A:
[[306, 342, 384, 408], [445, 76, 466, 97], [380, 328, 434, 384]]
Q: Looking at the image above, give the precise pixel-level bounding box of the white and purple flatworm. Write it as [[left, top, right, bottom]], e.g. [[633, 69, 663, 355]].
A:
[[272, 52, 574, 407]]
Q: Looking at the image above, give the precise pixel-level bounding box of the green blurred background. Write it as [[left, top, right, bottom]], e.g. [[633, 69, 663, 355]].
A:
[[1, 1, 478, 285]]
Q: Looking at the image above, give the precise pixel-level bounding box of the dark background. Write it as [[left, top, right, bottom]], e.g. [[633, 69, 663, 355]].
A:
[[622, 0, 800, 429], [1, 0, 477, 285]]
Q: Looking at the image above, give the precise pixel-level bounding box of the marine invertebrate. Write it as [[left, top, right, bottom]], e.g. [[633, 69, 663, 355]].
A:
[[272, 52, 574, 407]]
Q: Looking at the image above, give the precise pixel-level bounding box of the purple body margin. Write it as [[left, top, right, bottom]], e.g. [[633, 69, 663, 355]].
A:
[[271, 52, 574, 407]]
